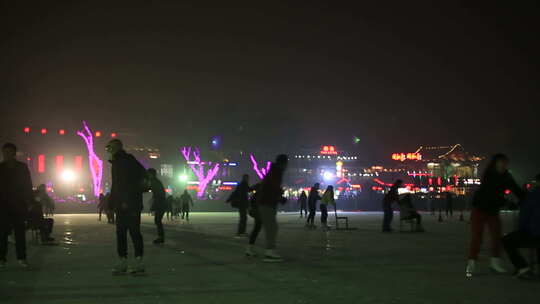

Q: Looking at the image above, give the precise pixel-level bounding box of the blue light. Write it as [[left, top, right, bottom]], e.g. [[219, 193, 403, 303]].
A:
[[210, 135, 222, 149], [222, 181, 238, 186]]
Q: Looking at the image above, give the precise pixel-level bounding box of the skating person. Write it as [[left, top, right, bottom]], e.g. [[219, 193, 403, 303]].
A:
[[306, 183, 321, 229], [147, 168, 166, 244], [257, 154, 288, 262], [465, 154, 525, 276], [245, 183, 262, 257], [0, 143, 34, 268], [164, 195, 174, 221], [172, 195, 182, 219], [382, 180, 402, 232], [42, 190, 55, 217], [399, 194, 425, 232], [31, 184, 56, 244], [298, 190, 308, 218], [320, 185, 335, 230], [180, 190, 193, 221], [106, 139, 148, 275], [98, 193, 106, 221], [502, 173, 540, 280], [104, 193, 115, 224], [445, 192, 454, 218], [227, 174, 251, 237]]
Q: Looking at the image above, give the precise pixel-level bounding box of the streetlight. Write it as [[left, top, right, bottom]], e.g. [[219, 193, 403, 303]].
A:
[[179, 174, 188, 183], [61, 170, 77, 182]]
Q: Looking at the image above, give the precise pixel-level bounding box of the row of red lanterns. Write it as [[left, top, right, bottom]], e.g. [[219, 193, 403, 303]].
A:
[[23, 127, 117, 138]]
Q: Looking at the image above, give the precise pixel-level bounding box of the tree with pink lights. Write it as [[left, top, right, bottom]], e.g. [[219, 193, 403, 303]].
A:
[[77, 121, 103, 198], [250, 153, 272, 180], [181, 147, 220, 199]]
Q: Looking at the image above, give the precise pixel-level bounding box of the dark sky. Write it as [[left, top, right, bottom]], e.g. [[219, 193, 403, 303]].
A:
[[1, 1, 539, 177]]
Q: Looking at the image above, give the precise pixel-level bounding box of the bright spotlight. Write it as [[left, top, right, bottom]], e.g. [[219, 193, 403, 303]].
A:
[[179, 174, 188, 182], [323, 171, 334, 181], [61, 170, 76, 182]]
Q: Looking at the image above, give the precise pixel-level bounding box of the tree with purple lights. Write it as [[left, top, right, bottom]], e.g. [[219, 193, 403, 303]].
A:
[[77, 121, 103, 198], [181, 147, 220, 199], [250, 153, 272, 180]]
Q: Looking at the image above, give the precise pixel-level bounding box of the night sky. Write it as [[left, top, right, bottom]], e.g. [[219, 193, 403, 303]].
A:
[[1, 1, 538, 178]]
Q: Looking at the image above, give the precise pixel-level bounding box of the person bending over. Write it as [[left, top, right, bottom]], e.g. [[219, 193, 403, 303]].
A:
[[502, 173, 540, 280], [399, 194, 425, 232]]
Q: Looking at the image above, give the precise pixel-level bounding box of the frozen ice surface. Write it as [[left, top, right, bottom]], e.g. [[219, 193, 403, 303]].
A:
[[0, 212, 537, 304]]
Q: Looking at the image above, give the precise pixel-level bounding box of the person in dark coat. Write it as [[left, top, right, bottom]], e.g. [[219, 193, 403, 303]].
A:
[[180, 190, 194, 221], [257, 154, 288, 262], [298, 191, 308, 218], [104, 193, 115, 224], [228, 174, 251, 237], [98, 193, 106, 221], [445, 192, 454, 217], [398, 193, 425, 232], [30, 184, 56, 244], [147, 168, 166, 244], [0, 143, 34, 268], [245, 183, 263, 257], [106, 139, 147, 275], [382, 180, 402, 232], [306, 183, 321, 228], [502, 173, 540, 280], [466, 154, 525, 276]]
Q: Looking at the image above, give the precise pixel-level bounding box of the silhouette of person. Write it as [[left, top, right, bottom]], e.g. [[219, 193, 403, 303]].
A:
[[245, 183, 262, 257], [466, 154, 524, 276], [398, 194, 425, 232], [0, 143, 34, 268], [445, 192, 454, 217], [320, 185, 335, 229], [106, 139, 147, 275], [180, 190, 193, 221], [31, 184, 56, 244], [502, 173, 540, 280], [228, 174, 251, 237], [306, 183, 321, 228], [382, 180, 402, 232], [98, 193, 106, 221], [298, 190, 308, 218], [257, 154, 288, 262], [147, 168, 166, 244]]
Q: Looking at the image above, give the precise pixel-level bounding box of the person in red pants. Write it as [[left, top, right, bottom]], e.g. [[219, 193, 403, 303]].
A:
[[466, 154, 525, 276]]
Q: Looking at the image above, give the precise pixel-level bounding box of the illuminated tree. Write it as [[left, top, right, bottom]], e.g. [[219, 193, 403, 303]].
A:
[[77, 121, 103, 198], [250, 153, 271, 180], [181, 147, 220, 199]]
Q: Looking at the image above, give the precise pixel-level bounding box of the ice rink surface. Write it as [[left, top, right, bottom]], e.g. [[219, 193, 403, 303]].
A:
[[0, 212, 537, 304]]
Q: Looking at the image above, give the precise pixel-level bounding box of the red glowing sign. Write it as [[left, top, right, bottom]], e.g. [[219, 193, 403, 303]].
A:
[[55, 155, 64, 172], [391, 153, 422, 161], [320, 145, 337, 155], [110, 132, 117, 138], [38, 154, 46, 173], [23, 127, 30, 134], [59, 129, 65, 135], [41, 128, 48, 135], [95, 131, 102, 137], [75, 156, 83, 171]]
